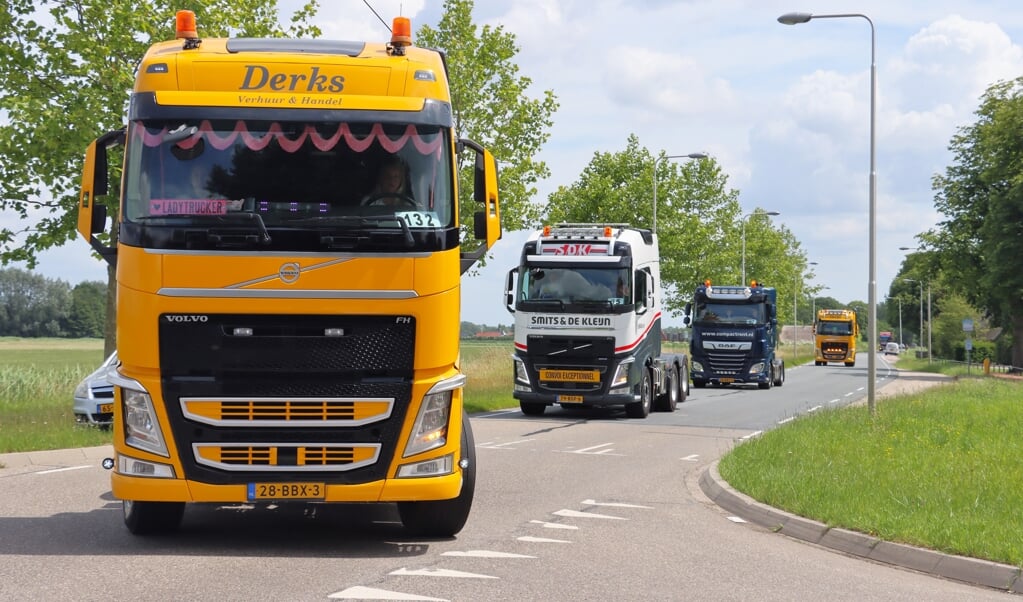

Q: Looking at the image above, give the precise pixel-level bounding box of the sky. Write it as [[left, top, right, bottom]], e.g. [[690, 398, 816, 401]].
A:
[[21, 0, 1023, 328]]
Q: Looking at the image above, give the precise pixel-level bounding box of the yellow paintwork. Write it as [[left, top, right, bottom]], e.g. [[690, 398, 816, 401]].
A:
[[814, 309, 859, 364]]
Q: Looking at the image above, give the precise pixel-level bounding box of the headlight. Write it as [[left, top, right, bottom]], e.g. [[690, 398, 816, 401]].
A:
[[610, 359, 633, 388], [122, 388, 168, 457], [512, 355, 530, 384], [73, 381, 89, 399], [749, 362, 765, 374], [404, 375, 463, 457], [692, 361, 703, 372]]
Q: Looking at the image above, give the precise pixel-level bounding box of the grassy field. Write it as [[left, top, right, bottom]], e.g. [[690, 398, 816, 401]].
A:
[[719, 364, 1023, 568]]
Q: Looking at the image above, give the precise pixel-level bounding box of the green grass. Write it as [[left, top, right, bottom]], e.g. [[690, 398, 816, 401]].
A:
[[719, 375, 1023, 568], [0, 338, 113, 454]]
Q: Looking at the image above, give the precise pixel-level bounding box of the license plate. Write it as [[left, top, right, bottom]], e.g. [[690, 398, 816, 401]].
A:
[[247, 482, 325, 501], [558, 395, 584, 403], [539, 369, 599, 383], [719, 378, 735, 383], [98, 403, 113, 414]]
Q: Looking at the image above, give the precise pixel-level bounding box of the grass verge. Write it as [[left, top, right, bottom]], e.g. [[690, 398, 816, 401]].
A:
[[719, 374, 1023, 568]]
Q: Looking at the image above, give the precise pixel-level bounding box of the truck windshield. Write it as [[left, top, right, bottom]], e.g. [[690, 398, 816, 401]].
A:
[[520, 267, 631, 307], [121, 119, 454, 252], [818, 321, 853, 336], [695, 302, 764, 325]]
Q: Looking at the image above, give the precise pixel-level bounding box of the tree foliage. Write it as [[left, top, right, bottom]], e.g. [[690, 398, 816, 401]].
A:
[[416, 0, 558, 235], [926, 76, 1023, 365], [541, 134, 809, 320]]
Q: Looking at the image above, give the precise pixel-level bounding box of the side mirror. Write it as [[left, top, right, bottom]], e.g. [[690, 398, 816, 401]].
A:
[[504, 268, 518, 313]]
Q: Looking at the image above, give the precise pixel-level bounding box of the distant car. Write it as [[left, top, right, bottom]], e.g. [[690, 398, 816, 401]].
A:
[[884, 342, 901, 356], [73, 351, 118, 428]]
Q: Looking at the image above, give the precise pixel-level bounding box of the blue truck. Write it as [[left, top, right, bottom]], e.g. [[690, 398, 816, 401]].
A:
[[685, 280, 785, 389]]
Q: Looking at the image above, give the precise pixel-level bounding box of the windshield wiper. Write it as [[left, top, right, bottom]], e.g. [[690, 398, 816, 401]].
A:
[[317, 215, 414, 250], [135, 213, 272, 247]]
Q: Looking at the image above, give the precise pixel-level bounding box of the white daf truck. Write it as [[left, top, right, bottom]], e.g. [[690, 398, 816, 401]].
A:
[[504, 223, 689, 418]]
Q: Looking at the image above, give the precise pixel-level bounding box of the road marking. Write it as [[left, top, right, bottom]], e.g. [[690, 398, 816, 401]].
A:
[[680, 454, 700, 462], [329, 586, 447, 600], [582, 499, 652, 509], [829, 398, 840, 404], [844, 392, 855, 397], [727, 516, 748, 523], [441, 550, 535, 558], [553, 509, 626, 520], [807, 405, 822, 413], [530, 520, 578, 529], [740, 430, 762, 441], [517, 536, 571, 543], [777, 417, 795, 425], [477, 438, 535, 449], [389, 568, 497, 579], [36, 465, 91, 474], [558, 442, 621, 455]]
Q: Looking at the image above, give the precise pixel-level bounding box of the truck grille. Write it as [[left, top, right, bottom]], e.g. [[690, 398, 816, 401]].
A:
[[525, 335, 614, 393], [706, 349, 748, 374], [158, 313, 414, 484]]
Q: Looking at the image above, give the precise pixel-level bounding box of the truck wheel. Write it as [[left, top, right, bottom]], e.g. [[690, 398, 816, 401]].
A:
[[398, 416, 476, 537], [773, 361, 785, 387], [758, 365, 773, 389], [657, 364, 679, 412], [844, 359, 855, 367], [678, 361, 689, 403], [626, 369, 652, 418], [520, 401, 546, 416], [123, 500, 185, 535]]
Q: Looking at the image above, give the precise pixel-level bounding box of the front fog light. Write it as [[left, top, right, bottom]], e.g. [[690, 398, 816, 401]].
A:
[[117, 454, 175, 478], [397, 453, 454, 478]]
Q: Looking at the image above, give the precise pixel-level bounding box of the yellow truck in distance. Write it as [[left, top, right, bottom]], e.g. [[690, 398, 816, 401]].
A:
[[814, 309, 859, 366], [76, 10, 500, 536]]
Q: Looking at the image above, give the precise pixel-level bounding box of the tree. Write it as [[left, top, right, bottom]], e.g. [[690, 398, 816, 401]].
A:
[[417, 0, 559, 236], [542, 135, 808, 319], [66, 280, 106, 338], [0, 268, 71, 336], [1, 1, 319, 351], [927, 76, 1023, 366]]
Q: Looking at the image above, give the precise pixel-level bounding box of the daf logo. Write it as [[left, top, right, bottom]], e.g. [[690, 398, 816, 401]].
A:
[[164, 315, 208, 323], [279, 262, 300, 284]]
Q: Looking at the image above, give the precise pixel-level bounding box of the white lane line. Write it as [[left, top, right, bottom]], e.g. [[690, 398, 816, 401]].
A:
[[778, 417, 795, 425], [442, 550, 535, 558], [680, 454, 700, 462], [740, 430, 762, 441], [581, 499, 652, 509], [517, 536, 571, 543], [477, 439, 535, 449], [829, 398, 840, 404], [389, 568, 498, 579], [727, 516, 748, 524], [36, 465, 91, 474], [844, 392, 855, 397], [552, 509, 626, 520], [807, 405, 822, 413], [329, 586, 447, 600], [530, 520, 578, 530], [559, 442, 621, 455]]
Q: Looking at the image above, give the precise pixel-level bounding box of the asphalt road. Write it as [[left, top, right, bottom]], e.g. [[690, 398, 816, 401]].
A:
[[0, 356, 1012, 601]]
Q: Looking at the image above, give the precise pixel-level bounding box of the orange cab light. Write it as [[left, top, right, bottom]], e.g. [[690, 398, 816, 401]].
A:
[[750, 280, 758, 287], [175, 10, 198, 40], [391, 17, 412, 47], [704, 279, 711, 287], [543, 225, 551, 236], [603, 226, 612, 237]]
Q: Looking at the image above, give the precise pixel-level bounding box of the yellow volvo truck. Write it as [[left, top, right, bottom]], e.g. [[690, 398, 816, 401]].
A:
[[76, 10, 500, 536], [813, 309, 859, 367]]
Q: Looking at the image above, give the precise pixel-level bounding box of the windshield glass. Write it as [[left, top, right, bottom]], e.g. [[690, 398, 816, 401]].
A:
[[520, 267, 630, 306], [121, 119, 453, 251], [695, 302, 765, 325], [817, 321, 853, 336]]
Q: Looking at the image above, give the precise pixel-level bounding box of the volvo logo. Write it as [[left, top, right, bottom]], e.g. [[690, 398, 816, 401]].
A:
[[164, 315, 208, 323], [279, 262, 300, 284]]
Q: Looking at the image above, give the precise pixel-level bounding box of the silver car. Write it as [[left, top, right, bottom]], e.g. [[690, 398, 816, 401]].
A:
[[73, 351, 118, 428]]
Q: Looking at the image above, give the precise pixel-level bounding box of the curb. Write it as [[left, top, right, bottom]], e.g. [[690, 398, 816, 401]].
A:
[[700, 462, 1023, 594]]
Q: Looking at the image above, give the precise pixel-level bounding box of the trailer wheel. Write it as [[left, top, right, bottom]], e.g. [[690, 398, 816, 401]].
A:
[[122, 500, 185, 535], [678, 361, 689, 402], [398, 416, 476, 537], [520, 401, 546, 416], [626, 369, 652, 418]]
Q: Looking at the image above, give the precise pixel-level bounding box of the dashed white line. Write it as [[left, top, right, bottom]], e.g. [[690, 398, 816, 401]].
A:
[[328, 586, 447, 600], [552, 509, 626, 520], [530, 520, 578, 530], [36, 465, 91, 474], [441, 550, 535, 559], [581, 499, 652, 509], [517, 536, 571, 543], [389, 568, 498, 579]]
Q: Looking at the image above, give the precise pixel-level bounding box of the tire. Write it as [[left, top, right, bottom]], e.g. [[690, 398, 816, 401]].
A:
[[657, 364, 679, 412], [693, 379, 707, 389], [758, 365, 773, 390], [123, 500, 185, 535], [626, 369, 652, 418], [845, 358, 855, 367], [774, 361, 785, 387], [678, 361, 689, 403], [520, 401, 546, 416], [398, 416, 476, 537]]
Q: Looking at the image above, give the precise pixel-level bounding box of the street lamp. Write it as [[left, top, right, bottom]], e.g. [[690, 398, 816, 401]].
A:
[[779, 10, 878, 415], [741, 210, 781, 285], [652, 152, 708, 233], [900, 247, 932, 362]]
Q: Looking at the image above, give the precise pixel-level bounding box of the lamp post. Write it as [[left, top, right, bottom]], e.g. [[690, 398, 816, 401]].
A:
[[779, 10, 878, 415], [741, 210, 781, 285], [900, 246, 932, 362], [652, 152, 708, 233]]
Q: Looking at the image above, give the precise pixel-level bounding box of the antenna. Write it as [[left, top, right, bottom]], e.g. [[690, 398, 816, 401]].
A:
[[363, 0, 393, 32]]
